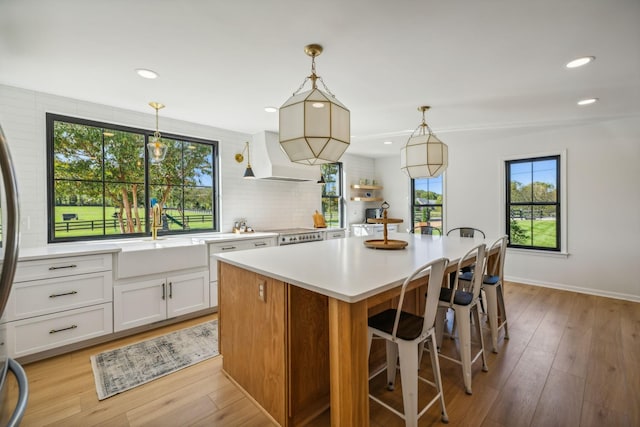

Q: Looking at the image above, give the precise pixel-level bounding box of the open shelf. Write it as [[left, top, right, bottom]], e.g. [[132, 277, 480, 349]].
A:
[[350, 197, 384, 202], [350, 184, 382, 190]]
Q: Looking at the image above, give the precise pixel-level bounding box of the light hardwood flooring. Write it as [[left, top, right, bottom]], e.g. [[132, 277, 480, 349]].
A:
[[3, 282, 639, 426]]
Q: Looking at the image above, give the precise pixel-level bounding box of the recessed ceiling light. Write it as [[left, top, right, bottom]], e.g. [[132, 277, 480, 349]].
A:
[[383, 141, 393, 145], [135, 68, 159, 79], [577, 98, 598, 106], [566, 56, 595, 68], [264, 106, 277, 113]]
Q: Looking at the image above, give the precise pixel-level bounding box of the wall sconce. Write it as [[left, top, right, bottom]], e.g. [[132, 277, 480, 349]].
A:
[[400, 106, 448, 178], [279, 44, 350, 165], [235, 141, 255, 179], [147, 102, 168, 164]]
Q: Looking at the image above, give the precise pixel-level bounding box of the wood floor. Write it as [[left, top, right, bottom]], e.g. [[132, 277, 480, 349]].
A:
[[3, 282, 639, 426]]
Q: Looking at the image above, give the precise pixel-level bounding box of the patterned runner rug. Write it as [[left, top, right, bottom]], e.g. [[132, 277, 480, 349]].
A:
[[90, 320, 219, 400]]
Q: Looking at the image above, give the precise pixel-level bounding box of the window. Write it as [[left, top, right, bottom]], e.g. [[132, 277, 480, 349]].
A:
[[411, 175, 444, 233], [320, 163, 343, 227], [47, 114, 218, 242], [506, 156, 560, 251]]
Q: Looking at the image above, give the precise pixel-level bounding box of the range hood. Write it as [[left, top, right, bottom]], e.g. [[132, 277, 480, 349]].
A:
[[250, 131, 320, 181]]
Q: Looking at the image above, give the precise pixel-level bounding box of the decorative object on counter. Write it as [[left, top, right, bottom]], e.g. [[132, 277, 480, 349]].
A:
[[400, 105, 448, 178], [90, 320, 219, 400], [279, 44, 350, 165], [233, 219, 254, 233], [147, 101, 168, 164], [363, 201, 407, 250], [313, 210, 327, 228], [234, 141, 255, 178]]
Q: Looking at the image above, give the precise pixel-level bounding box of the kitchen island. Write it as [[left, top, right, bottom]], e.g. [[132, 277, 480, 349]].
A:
[[215, 233, 491, 426]]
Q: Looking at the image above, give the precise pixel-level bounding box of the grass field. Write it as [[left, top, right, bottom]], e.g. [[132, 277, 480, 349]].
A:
[[54, 205, 214, 239], [511, 219, 556, 248]]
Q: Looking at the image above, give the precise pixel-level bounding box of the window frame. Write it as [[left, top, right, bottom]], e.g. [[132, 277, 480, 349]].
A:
[[504, 153, 563, 252], [410, 175, 445, 234], [320, 162, 344, 228], [46, 113, 219, 243]]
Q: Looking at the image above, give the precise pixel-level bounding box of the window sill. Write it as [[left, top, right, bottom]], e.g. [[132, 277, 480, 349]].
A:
[[507, 247, 569, 258]]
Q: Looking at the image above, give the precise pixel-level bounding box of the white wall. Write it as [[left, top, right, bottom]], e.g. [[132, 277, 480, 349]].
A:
[[3, 84, 638, 301], [0, 84, 324, 247], [375, 118, 640, 301]]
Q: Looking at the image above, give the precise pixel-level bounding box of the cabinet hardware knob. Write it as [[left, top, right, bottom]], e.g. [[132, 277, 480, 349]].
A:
[[49, 291, 78, 298], [48, 264, 78, 270], [49, 325, 78, 334]]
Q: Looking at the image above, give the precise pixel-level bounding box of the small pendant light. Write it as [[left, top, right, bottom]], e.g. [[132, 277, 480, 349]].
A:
[[147, 102, 168, 164]]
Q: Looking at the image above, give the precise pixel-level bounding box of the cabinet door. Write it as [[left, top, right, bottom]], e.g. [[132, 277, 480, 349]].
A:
[[166, 271, 210, 318], [113, 279, 166, 332], [325, 230, 345, 240]]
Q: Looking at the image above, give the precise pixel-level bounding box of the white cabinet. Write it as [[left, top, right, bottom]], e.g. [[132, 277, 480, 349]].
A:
[[1, 253, 114, 358], [113, 270, 209, 332], [208, 236, 276, 308], [350, 224, 398, 237], [325, 229, 346, 240]]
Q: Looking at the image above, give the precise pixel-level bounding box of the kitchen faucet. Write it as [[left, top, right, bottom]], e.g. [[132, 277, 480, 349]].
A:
[[151, 203, 162, 240]]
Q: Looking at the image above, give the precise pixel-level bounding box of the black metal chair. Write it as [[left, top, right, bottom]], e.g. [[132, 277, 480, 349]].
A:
[[420, 225, 442, 235], [407, 226, 442, 235], [446, 227, 485, 239]]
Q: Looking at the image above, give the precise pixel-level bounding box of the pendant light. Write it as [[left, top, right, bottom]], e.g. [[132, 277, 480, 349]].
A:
[[147, 102, 168, 164], [234, 141, 255, 179], [400, 106, 448, 178], [279, 44, 350, 165]]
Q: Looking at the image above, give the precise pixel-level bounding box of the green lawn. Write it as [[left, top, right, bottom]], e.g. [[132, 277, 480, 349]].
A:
[[54, 206, 214, 239], [510, 219, 557, 248]]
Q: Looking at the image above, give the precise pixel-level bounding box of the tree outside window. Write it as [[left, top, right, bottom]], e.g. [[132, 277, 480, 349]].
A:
[[47, 114, 218, 242], [320, 163, 343, 228]]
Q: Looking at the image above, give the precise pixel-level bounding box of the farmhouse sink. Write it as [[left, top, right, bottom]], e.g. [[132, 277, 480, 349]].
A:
[[115, 238, 208, 279]]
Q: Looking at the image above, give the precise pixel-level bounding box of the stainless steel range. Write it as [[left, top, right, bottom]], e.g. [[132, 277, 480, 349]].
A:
[[263, 228, 325, 246]]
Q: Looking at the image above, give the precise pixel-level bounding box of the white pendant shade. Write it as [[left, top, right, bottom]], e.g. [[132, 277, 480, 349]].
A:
[[400, 133, 448, 178], [400, 106, 448, 178], [279, 44, 350, 165], [279, 89, 349, 165]]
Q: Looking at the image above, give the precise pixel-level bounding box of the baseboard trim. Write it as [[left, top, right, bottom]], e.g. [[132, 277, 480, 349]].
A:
[[505, 276, 639, 303]]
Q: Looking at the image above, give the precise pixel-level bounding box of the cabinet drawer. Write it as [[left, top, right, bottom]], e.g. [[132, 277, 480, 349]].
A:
[[3, 271, 112, 322], [14, 254, 113, 283], [5, 303, 113, 358], [209, 237, 275, 279]]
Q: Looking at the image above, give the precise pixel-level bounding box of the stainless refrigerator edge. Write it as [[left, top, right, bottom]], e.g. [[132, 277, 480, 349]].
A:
[[0, 124, 28, 426]]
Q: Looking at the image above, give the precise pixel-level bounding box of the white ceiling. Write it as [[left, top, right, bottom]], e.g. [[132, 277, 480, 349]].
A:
[[1, 0, 639, 157]]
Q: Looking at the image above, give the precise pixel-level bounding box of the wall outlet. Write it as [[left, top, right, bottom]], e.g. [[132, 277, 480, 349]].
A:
[[258, 280, 266, 302]]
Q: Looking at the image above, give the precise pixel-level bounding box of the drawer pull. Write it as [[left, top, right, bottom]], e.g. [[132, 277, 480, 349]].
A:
[[169, 282, 173, 298], [48, 264, 78, 270], [49, 291, 78, 298], [254, 242, 267, 247], [162, 283, 166, 300], [221, 246, 236, 250], [49, 325, 78, 334]]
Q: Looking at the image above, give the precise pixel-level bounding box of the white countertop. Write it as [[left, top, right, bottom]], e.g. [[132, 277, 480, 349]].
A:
[[215, 233, 491, 303], [14, 231, 279, 262]]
